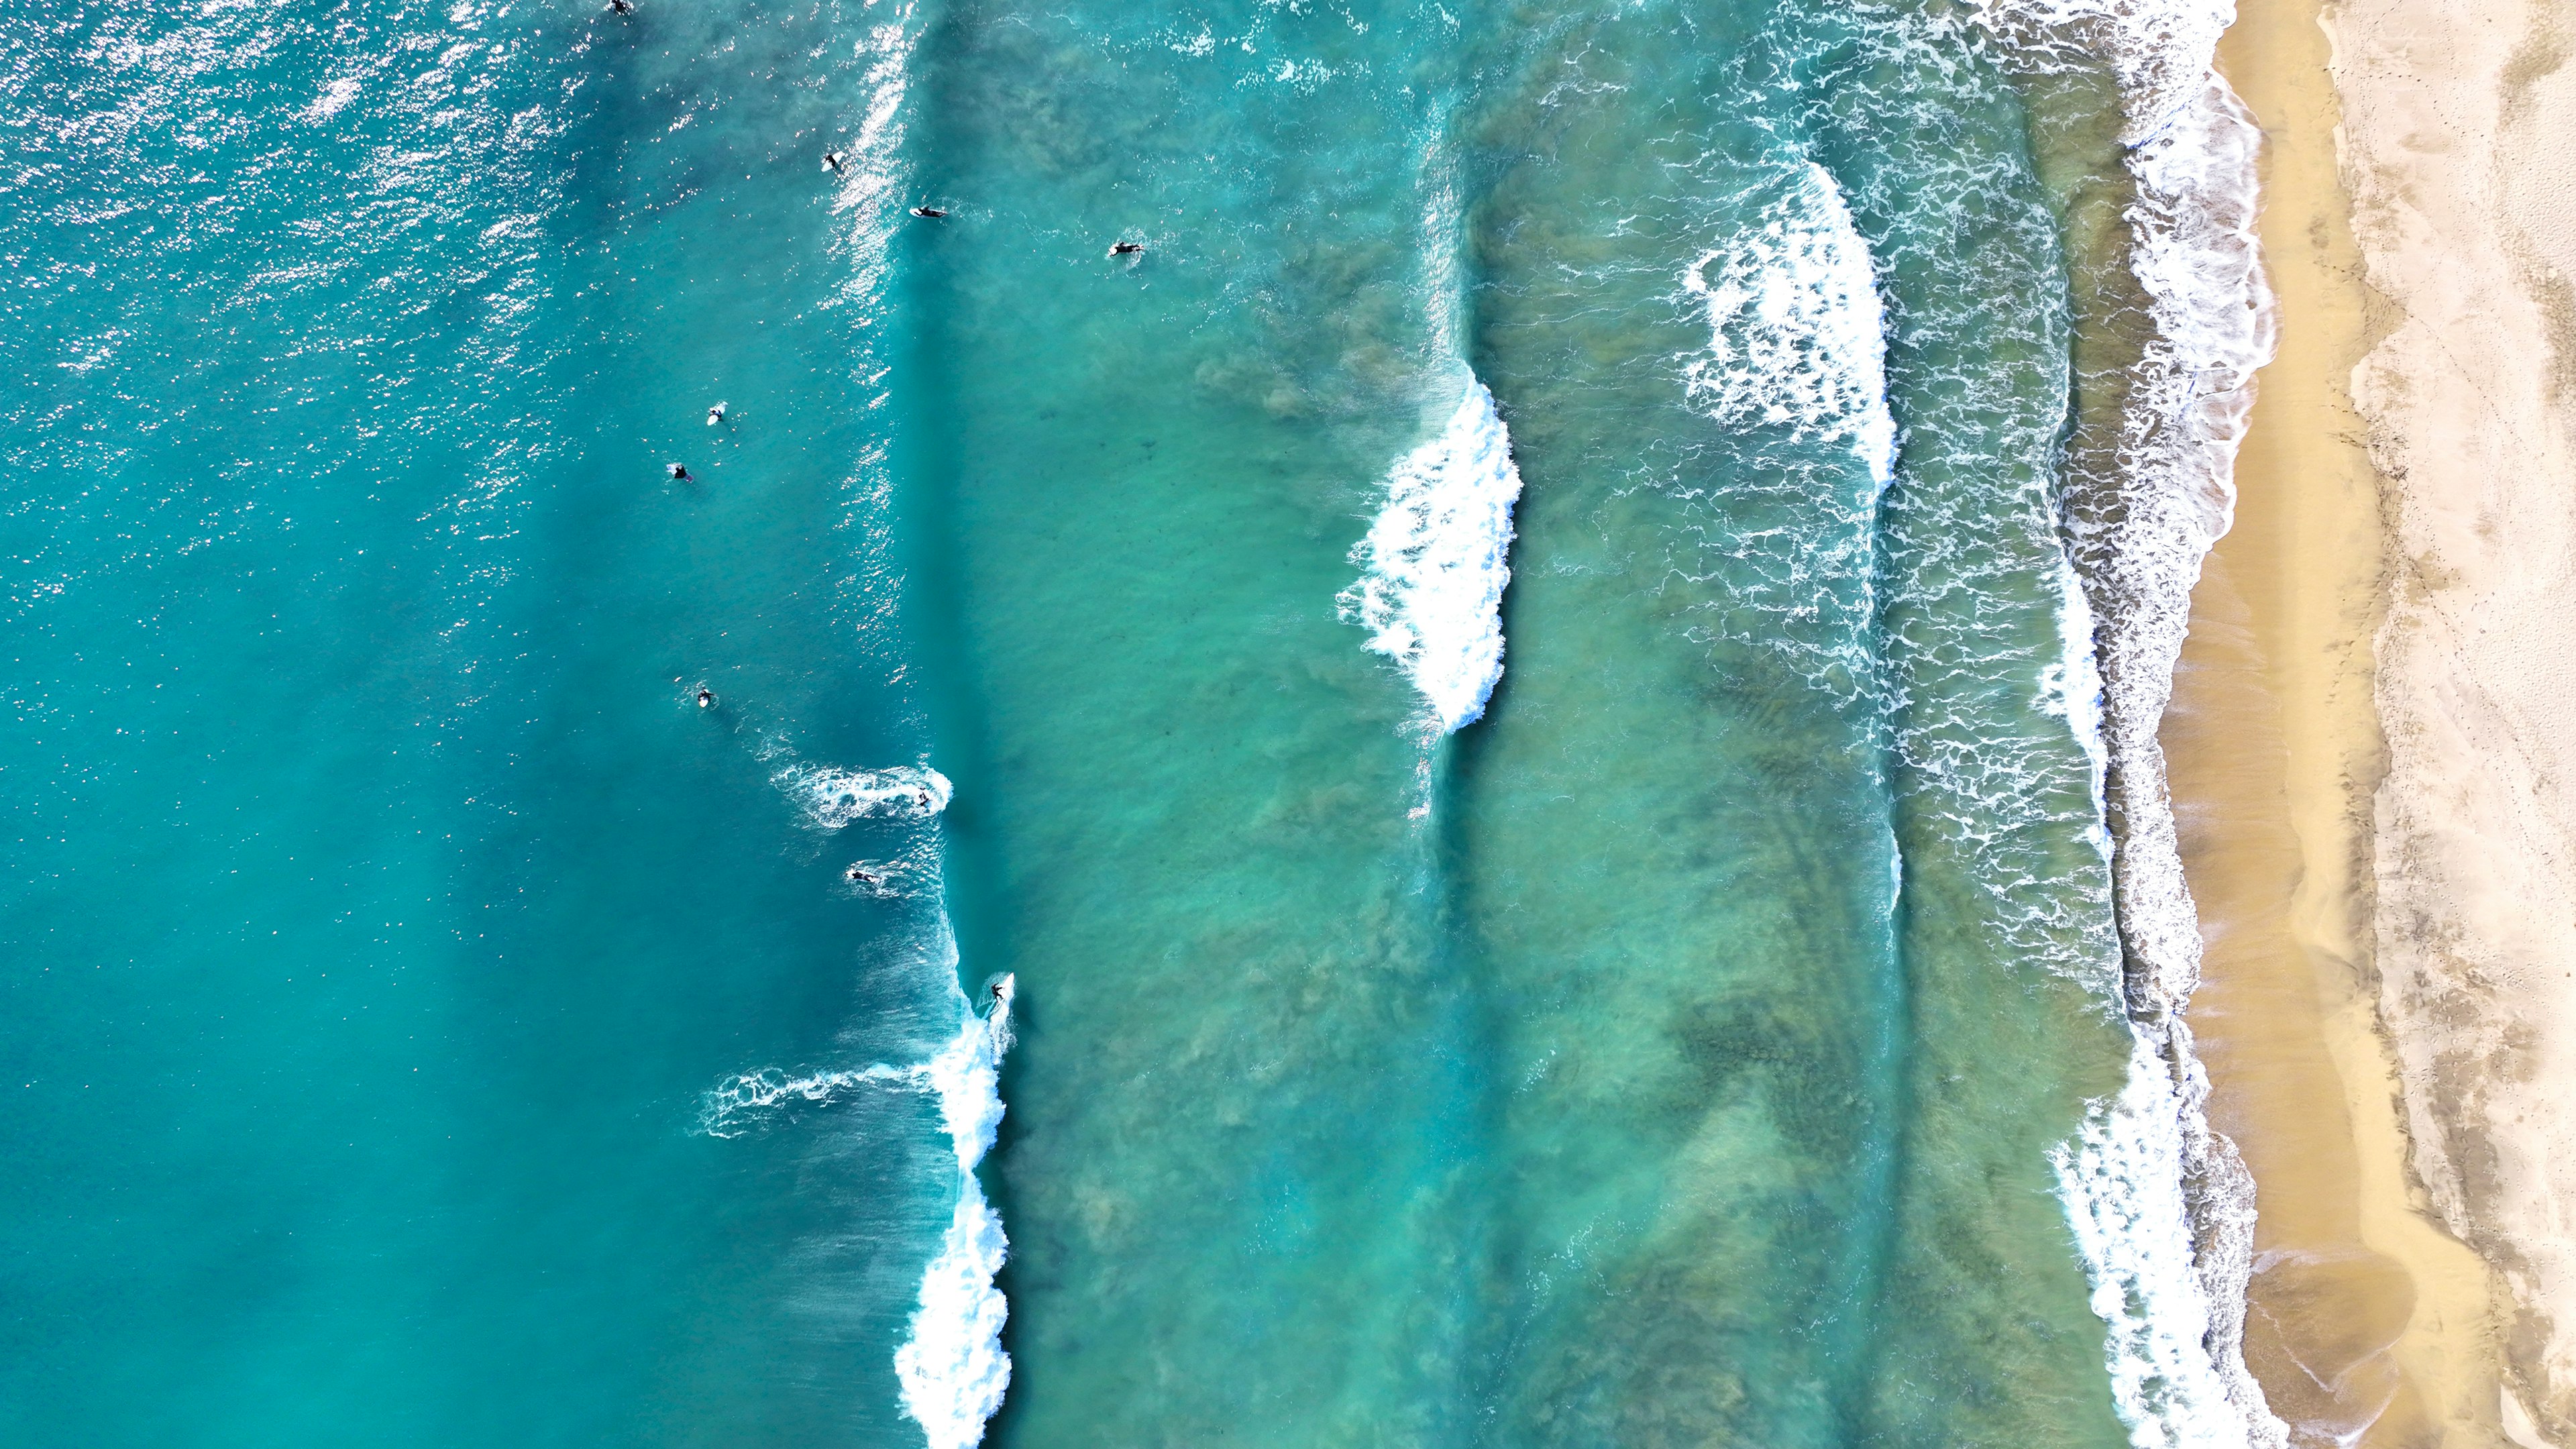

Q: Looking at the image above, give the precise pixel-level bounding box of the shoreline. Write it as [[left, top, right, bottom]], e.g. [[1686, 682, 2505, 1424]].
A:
[[2168, 0, 2522, 1440]]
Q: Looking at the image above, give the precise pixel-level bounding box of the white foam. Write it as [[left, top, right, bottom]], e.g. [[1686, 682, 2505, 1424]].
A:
[[714, 741, 1009, 1446], [841, 859, 913, 899], [2062, 70, 2282, 1449], [1680, 160, 1899, 486], [2054, 1031, 2267, 1449], [773, 761, 953, 829], [2041, 557, 2116, 862], [894, 975, 1015, 1449], [1969, 0, 2241, 144], [1664, 159, 1898, 706], [1338, 380, 1525, 734], [697, 1064, 917, 1138]]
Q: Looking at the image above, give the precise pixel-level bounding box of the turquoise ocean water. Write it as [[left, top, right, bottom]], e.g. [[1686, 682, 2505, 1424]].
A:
[[3, 0, 2275, 1445]]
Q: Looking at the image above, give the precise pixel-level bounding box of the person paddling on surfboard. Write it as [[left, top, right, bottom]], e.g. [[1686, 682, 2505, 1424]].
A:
[[1108, 240, 1144, 257]]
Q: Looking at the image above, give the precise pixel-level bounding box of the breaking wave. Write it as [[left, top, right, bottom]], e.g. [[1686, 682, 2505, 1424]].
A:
[[699, 970, 1016, 1449], [1338, 378, 1525, 735], [894, 975, 1015, 1449], [1681, 160, 1900, 486], [773, 759, 953, 830], [722, 739, 1005, 1447]]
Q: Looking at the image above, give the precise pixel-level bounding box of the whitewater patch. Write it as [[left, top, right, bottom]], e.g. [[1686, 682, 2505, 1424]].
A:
[[1680, 160, 1899, 486], [699, 975, 1015, 1449], [2039, 557, 2115, 863], [1338, 378, 1524, 735], [894, 976, 1014, 1449], [771, 759, 952, 830], [2054, 1029, 2267, 1449]]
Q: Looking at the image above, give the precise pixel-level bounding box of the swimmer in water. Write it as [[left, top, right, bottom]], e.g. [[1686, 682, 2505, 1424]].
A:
[[1108, 240, 1144, 257], [822, 151, 846, 174], [608, 0, 632, 11], [667, 464, 692, 482], [706, 401, 726, 426], [696, 687, 713, 708], [910, 207, 947, 219]]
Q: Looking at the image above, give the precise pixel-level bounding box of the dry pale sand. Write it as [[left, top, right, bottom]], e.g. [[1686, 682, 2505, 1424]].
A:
[[2175, 0, 2576, 1439], [2336, 0, 2576, 1434]]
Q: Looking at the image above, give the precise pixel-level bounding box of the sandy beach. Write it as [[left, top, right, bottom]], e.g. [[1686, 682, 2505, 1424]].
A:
[[2337, 0, 2576, 1432], [2174, 0, 2576, 1439]]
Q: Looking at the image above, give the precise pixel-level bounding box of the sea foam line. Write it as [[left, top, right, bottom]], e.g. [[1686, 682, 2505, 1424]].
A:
[[2062, 85, 2281, 1449], [1974, 0, 2285, 1440], [1339, 378, 1525, 735]]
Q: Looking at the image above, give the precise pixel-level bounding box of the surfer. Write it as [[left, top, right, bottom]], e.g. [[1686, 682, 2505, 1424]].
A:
[[667, 463, 692, 482], [696, 687, 714, 708], [608, 0, 632, 11], [1108, 240, 1144, 257], [706, 401, 726, 426], [915, 788, 932, 806], [910, 206, 947, 219], [822, 151, 846, 174], [845, 865, 879, 885]]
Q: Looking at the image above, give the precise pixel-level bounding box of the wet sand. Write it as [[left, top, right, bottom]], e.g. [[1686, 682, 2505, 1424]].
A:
[[2164, 0, 2508, 1442]]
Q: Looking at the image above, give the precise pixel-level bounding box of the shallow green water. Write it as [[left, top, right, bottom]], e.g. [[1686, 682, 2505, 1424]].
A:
[[5, 0, 2159, 1444]]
